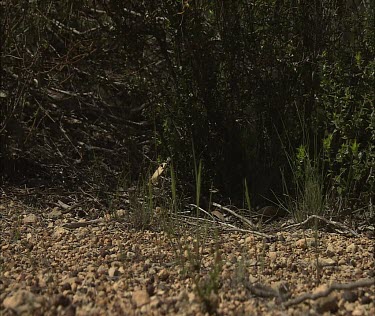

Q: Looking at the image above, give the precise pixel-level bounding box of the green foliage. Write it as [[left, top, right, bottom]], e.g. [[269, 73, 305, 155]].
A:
[[318, 49, 374, 210], [294, 145, 325, 222]]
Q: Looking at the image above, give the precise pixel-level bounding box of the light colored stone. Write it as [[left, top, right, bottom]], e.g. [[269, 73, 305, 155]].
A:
[[316, 257, 337, 267], [108, 267, 120, 277], [352, 306, 365, 316], [188, 292, 196, 303], [313, 284, 329, 294], [3, 290, 43, 314], [48, 208, 62, 219], [346, 243, 357, 253], [150, 297, 161, 308], [132, 290, 150, 307], [52, 227, 68, 239], [126, 251, 136, 259], [23, 214, 37, 224], [296, 238, 316, 248], [97, 264, 107, 275], [269, 251, 277, 262]]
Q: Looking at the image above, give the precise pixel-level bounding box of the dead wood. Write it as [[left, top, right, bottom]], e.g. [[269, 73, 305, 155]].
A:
[[284, 278, 375, 307]]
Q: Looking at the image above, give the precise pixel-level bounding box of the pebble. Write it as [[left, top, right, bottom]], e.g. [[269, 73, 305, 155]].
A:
[[23, 214, 37, 224], [295, 238, 317, 248], [315, 293, 339, 313], [108, 267, 120, 277], [346, 243, 357, 253], [132, 290, 150, 307], [3, 290, 43, 314], [158, 269, 170, 281], [342, 290, 358, 303]]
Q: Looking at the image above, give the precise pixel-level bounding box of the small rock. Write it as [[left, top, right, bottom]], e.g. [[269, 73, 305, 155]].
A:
[[23, 214, 37, 224], [3, 290, 43, 315], [342, 290, 358, 303], [188, 292, 196, 303], [269, 251, 277, 262], [346, 243, 357, 253], [132, 290, 150, 307], [97, 265, 107, 275], [108, 267, 120, 277], [52, 227, 68, 239], [149, 297, 161, 308], [126, 251, 136, 259], [116, 209, 126, 217], [245, 236, 254, 244], [48, 208, 62, 219], [140, 304, 151, 313], [352, 306, 366, 316], [313, 284, 328, 294], [338, 258, 346, 265], [360, 295, 371, 305], [61, 282, 71, 291], [64, 305, 76, 316], [326, 244, 336, 255], [315, 293, 338, 313], [158, 269, 169, 281], [296, 238, 316, 248], [63, 278, 78, 292], [54, 294, 71, 307], [317, 257, 337, 267]]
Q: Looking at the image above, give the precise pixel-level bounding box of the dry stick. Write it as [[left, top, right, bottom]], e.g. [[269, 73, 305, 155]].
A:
[[212, 202, 256, 229], [283, 214, 359, 237], [284, 278, 375, 307], [188, 203, 215, 220], [178, 214, 273, 239]]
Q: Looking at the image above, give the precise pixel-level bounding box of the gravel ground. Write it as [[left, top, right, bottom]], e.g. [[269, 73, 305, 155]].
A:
[[1, 199, 374, 315]]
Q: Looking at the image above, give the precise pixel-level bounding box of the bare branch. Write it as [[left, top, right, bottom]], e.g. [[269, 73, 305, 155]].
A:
[[283, 215, 359, 237], [212, 202, 256, 229], [284, 278, 375, 307]]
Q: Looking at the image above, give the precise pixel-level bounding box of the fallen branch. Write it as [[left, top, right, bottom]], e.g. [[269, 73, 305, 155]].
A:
[[188, 204, 216, 220], [283, 214, 359, 237], [284, 278, 375, 307], [212, 202, 256, 229], [178, 214, 273, 240]]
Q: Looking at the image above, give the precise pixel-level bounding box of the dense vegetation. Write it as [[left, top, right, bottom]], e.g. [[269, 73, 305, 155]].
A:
[[1, 1, 373, 220]]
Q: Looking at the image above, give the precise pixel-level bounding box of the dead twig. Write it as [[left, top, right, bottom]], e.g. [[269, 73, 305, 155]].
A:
[[282, 214, 359, 237], [188, 204, 215, 220], [212, 202, 256, 229], [284, 278, 375, 307], [178, 214, 273, 240]]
